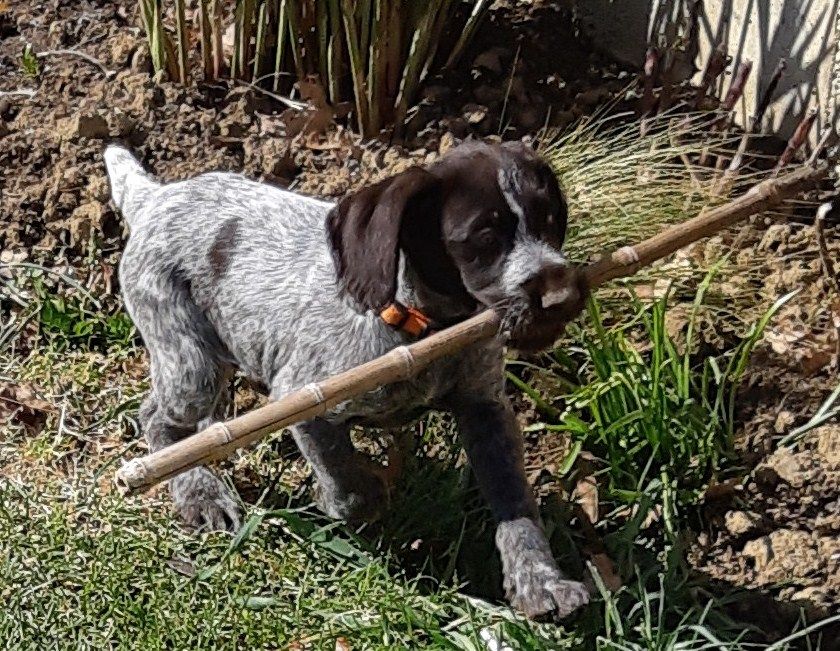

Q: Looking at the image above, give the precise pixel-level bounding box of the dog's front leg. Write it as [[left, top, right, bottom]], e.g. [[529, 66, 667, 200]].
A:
[[449, 395, 590, 619]]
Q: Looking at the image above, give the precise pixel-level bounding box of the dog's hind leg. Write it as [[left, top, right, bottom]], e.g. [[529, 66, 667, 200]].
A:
[[128, 282, 241, 532], [288, 418, 389, 523]]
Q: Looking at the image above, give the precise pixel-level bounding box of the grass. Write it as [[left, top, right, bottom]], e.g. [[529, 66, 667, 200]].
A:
[[541, 112, 785, 264], [2, 265, 838, 649]]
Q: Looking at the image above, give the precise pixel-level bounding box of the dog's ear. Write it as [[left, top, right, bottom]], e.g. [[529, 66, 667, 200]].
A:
[[327, 167, 442, 311]]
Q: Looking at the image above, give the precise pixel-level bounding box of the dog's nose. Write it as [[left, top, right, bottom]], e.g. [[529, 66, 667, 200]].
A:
[[522, 265, 577, 310]]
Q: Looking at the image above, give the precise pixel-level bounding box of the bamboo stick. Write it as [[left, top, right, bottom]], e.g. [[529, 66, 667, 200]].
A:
[[114, 163, 828, 496]]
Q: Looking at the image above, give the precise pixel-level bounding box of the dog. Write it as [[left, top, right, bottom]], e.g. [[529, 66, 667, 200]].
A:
[[105, 140, 590, 619]]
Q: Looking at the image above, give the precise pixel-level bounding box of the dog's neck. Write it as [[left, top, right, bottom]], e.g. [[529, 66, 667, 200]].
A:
[[396, 255, 477, 327]]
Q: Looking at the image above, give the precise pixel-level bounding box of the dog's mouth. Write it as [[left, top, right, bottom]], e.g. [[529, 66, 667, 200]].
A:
[[499, 302, 573, 352], [497, 287, 587, 352]]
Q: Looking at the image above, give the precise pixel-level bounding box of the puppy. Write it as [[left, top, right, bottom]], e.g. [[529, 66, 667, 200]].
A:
[[105, 140, 590, 618]]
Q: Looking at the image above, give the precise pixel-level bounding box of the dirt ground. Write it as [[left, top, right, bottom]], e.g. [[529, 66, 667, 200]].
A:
[[1, 0, 839, 638]]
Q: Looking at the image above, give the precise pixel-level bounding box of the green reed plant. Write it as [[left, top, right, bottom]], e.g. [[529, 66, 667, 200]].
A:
[[137, 0, 491, 136], [515, 269, 795, 510]]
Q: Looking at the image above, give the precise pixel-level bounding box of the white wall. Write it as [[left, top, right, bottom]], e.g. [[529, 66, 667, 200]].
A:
[[577, 0, 839, 142]]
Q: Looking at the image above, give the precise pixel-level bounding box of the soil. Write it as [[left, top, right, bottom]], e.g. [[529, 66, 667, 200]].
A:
[[1, 0, 838, 638]]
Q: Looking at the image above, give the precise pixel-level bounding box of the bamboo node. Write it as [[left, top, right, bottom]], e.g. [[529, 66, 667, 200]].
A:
[[115, 458, 147, 495], [211, 421, 233, 443], [393, 345, 416, 377], [615, 246, 640, 265], [303, 383, 326, 405]]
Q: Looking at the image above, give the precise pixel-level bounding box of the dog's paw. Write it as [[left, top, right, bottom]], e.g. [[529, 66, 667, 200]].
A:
[[496, 518, 590, 619], [170, 467, 241, 532], [316, 465, 389, 524]]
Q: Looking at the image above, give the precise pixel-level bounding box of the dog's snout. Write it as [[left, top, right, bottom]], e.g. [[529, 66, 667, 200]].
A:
[[522, 264, 576, 310]]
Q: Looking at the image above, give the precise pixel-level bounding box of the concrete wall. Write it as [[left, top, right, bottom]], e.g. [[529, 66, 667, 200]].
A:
[[577, 0, 839, 142]]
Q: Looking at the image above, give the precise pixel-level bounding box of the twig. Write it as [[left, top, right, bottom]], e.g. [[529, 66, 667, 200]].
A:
[[233, 80, 307, 110], [498, 42, 522, 134], [0, 89, 36, 98], [712, 61, 753, 174], [754, 59, 787, 131], [0, 262, 102, 308], [718, 59, 788, 187], [721, 60, 753, 114], [807, 126, 838, 166], [815, 202, 840, 371], [35, 49, 115, 78], [640, 47, 659, 116], [774, 108, 817, 172], [694, 45, 727, 109], [668, 120, 703, 190]]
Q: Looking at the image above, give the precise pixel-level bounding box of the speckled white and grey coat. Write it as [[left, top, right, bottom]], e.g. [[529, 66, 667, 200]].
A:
[[104, 143, 590, 619]]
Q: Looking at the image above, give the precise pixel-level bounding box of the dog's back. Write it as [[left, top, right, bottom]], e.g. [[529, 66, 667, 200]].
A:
[[105, 149, 401, 392]]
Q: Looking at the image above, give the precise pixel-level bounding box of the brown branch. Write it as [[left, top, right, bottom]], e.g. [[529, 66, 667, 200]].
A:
[[35, 49, 115, 77], [753, 59, 786, 131], [807, 126, 838, 166], [721, 60, 753, 113], [114, 163, 830, 495], [639, 47, 660, 121], [694, 46, 728, 109], [775, 108, 818, 172]]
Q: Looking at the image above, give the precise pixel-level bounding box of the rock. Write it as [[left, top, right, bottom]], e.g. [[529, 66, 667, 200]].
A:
[[462, 103, 488, 125], [743, 530, 822, 584], [757, 447, 807, 487], [68, 201, 104, 245], [774, 410, 795, 433], [107, 110, 135, 137], [57, 113, 109, 140], [438, 132, 456, 156], [110, 32, 139, 67], [86, 175, 110, 203], [0, 119, 8, 138], [815, 425, 840, 468], [789, 586, 829, 613], [47, 20, 68, 47], [724, 510, 762, 536], [743, 536, 773, 569]]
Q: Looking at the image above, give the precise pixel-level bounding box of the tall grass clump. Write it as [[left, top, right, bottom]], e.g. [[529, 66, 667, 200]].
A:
[[540, 112, 780, 263], [513, 269, 794, 516], [138, 0, 491, 136]]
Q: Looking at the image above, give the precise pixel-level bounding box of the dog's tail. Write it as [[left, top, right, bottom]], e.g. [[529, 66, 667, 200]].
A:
[[103, 145, 160, 228]]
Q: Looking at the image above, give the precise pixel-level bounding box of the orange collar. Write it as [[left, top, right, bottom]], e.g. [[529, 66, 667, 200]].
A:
[[380, 302, 433, 338]]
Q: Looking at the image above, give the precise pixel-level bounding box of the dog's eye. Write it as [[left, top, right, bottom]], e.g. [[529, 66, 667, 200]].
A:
[[474, 228, 499, 251]]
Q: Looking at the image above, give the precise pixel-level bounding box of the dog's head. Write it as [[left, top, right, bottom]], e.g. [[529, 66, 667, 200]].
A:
[[327, 141, 587, 351]]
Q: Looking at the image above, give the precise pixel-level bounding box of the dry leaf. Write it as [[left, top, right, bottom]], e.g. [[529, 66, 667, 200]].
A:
[[335, 637, 351, 651], [0, 383, 54, 433], [166, 556, 196, 577], [589, 552, 622, 591], [574, 474, 599, 524]]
